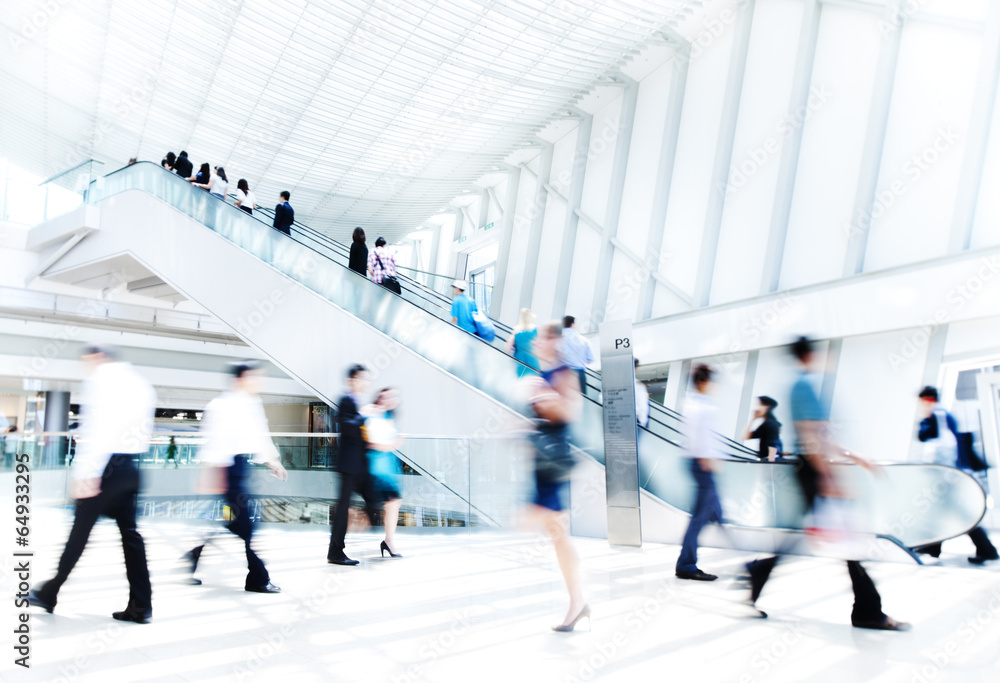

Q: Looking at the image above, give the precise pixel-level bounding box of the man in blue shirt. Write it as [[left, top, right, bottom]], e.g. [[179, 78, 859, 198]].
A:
[[745, 336, 910, 630], [450, 281, 477, 334]]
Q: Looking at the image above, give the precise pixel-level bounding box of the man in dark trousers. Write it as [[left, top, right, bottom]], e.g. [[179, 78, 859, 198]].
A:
[[183, 361, 287, 590], [746, 336, 910, 630], [29, 346, 156, 623], [174, 150, 193, 179], [273, 191, 294, 236], [915, 386, 998, 564], [327, 364, 379, 566]]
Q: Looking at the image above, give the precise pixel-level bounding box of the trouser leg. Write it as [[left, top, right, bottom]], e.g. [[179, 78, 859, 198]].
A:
[[747, 555, 780, 603], [35, 496, 103, 605], [328, 473, 355, 559], [358, 471, 380, 527], [227, 460, 268, 588], [676, 466, 720, 572], [847, 560, 885, 624], [968, 527, 999, 559], [110, 489, 152, 611]]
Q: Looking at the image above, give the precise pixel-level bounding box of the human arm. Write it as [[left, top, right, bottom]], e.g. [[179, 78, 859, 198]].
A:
[[530, 368, 582, 424], [234, 190, 244, 208], [795, 420, 876, 497]]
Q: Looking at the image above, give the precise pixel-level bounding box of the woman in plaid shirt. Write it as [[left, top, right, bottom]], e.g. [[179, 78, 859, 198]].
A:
[[366, 237, 396, 284]]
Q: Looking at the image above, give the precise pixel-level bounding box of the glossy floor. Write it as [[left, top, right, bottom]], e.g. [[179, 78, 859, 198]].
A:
[[3, 513, 999, 683]]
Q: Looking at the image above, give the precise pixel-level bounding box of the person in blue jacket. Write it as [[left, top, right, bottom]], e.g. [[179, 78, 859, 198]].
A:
[[916, 386, 997, 564]]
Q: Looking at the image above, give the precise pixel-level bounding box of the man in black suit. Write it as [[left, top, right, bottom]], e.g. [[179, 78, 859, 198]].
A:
[[327, 364, 379, 566], [273, 191, 294, 236], [174, 150, 193, 179]]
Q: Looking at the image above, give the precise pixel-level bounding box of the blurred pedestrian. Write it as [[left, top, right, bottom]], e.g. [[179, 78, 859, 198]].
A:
[[29, 345, 156, 623], [742, 396, 782, 461], [328, 364, 379, 565], [675, 364, 724, 581], [165, 435, 178, 468], [450, 281, 477, 334], [349, 227, 368, 276], [364, 387, 405, 558], [559, 316, 593, 394], [182, 361, 287, 592], [745, 336, 910, 630], [915, 386, 998, 564], [505, 308, 538, 376], [235, 179, 256, 215], [635, 358, 649, 429], [524, 321, 588, 631], [161, 151, 175, 171], [273, 191, 294, 236]]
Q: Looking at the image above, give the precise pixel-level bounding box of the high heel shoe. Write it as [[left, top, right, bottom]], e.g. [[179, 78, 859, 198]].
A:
[[380, 540, 403, 558], [552, 604, 591, 632]]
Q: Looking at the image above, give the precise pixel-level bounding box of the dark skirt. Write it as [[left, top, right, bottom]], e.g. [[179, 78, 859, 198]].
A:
[[532, 471, 569, 511]]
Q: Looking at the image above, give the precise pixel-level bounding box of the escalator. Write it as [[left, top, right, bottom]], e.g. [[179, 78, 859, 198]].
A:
[[28, 162, 987, 553]]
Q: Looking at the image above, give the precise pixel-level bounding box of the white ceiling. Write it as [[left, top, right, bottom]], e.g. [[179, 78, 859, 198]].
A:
[[1, 0, 700, 242]]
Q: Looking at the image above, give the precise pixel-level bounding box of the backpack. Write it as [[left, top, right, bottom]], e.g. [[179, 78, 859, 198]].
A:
[[471, 309, 496, 342]]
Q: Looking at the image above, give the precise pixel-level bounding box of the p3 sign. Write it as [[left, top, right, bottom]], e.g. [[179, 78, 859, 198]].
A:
[[615, 337, 630, 350]]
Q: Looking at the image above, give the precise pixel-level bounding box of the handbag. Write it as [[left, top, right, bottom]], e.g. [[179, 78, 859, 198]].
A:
[[529, 421, 576, 482], [374, 253, 402, 294], [472, 309, 496, 341], [956, 432, 989, 472]]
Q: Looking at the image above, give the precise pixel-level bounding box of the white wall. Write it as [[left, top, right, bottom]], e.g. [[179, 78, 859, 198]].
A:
[[474, 0, 1000, 463]]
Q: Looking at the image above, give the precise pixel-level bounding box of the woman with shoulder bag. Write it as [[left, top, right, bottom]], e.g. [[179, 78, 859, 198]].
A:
[[522, 321, 588, 632], [367, 237, 401, 294]]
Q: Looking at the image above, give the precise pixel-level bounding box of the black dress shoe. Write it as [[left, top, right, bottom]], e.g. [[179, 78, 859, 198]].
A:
[[27, 589, 54, 614], [969, 555, 998, 565], [676, 569, 718, 581], [112, 609, 151, 624], [245, 582, 281, 594], [852, 616, 911, 631], [328, 555, 360, 566]]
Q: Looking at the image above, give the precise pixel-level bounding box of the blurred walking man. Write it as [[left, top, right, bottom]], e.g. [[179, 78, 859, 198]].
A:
[[183, 361, 287, 592], [30, 345, 156, 623], [745, 337, 910, 630], [675, 364, 724, 581]]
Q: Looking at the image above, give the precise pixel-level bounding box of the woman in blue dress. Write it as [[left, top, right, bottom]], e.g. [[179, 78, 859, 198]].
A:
[[524, 321, 588, 632], [505, 308, 538, 377], [364, 388, 404, 558]]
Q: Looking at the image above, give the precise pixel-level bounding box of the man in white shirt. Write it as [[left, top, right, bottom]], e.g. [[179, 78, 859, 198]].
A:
[[183, 361, 287, 592], [675, 364, 724, 582], [559, 316, 594, 394], [30, 346, 156, 623]]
